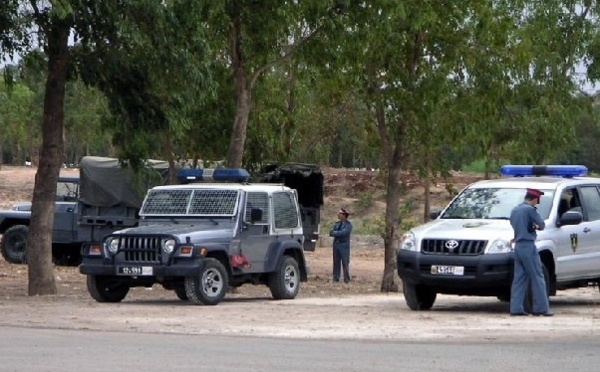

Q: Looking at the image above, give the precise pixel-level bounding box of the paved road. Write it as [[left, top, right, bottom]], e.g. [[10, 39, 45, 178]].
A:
[[1, 326, 600, 372]]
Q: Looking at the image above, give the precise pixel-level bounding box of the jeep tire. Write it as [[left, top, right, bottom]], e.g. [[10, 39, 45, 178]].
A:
[[403, 281, 437, 311], [1, 225, 29, 264], [184, 258, 228, 305], [268, 255, 300, 300], [86, 275, 130, 303]]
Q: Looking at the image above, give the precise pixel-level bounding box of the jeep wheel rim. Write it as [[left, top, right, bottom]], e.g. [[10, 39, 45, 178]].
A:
[[201, 268, 224, 298], [284, 265, 298, 291]]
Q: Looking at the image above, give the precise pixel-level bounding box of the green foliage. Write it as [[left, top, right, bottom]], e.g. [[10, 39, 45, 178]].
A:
[[356, 192, 374, 210]]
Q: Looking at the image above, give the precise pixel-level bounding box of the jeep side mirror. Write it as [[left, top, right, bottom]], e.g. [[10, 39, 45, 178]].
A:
[[559, 210, 583, 226], [250, 208, 263, 223]]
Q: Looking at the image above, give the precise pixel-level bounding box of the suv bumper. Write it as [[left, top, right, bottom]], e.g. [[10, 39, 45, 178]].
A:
[[397, 250, 513, 296]]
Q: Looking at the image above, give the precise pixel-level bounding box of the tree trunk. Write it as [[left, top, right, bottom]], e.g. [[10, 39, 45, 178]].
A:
[[381, 155, 402, 292], [27, 21, 70, 296], [423, 176, 431, 223]]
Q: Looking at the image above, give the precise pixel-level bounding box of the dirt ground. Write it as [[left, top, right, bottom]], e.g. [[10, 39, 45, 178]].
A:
[[2, 165, 600, 342]]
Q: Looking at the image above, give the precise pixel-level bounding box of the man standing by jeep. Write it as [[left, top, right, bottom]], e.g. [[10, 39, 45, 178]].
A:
[[330, 208, 352, 283], [509, 188, 553, 317]]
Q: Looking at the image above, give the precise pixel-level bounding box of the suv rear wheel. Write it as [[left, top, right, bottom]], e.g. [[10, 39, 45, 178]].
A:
[[0, 225, 29, 264], [268, 256, 300, 300], [403, 281, 437, 310], [185, 258, 228, 305]]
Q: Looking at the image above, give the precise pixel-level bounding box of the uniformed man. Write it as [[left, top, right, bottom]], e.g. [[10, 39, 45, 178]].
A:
[[329, 208, 353, 283], [509, 188, 553, 316]]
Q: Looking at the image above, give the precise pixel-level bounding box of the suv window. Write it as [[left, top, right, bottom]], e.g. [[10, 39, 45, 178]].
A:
[[580, 186, 600, 221], [273, 192, 299, 229], [245, 192, 269, 224]]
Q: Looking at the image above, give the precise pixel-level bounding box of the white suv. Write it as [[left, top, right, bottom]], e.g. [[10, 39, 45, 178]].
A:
[[397, 165, 599, 310]]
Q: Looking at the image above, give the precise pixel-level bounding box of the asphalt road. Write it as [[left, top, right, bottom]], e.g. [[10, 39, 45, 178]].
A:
[[1, 326, 599, 372]]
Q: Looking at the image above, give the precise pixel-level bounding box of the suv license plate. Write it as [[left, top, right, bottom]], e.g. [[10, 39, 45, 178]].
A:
[[117, 266, 153, 276], [431, 265, 464, 275]]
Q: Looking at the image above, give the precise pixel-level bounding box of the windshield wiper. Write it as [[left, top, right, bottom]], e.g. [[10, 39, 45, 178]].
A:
[[441, 216, 467, 219], [486, 217, 509, 220]]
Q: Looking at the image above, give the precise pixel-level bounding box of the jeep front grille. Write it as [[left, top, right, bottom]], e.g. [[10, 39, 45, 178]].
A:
[[119, 237, 162, 263], [421, 239, 487, 255]]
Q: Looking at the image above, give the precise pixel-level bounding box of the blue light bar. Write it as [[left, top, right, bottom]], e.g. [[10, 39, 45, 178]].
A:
[[177, 168, 250, 184], [500, 165, 588, 178]]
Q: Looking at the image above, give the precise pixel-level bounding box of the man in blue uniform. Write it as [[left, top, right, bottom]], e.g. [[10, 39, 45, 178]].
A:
[[330, 208, 353, 283], [509, 188, 553, 316]]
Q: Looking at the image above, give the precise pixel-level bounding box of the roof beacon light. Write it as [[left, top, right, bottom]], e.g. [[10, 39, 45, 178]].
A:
[[177, 168, 250, 184], [500, 165, 588, 178]]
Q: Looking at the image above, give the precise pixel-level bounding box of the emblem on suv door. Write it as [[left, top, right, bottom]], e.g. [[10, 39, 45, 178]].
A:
[[445, 239, 459, 251]]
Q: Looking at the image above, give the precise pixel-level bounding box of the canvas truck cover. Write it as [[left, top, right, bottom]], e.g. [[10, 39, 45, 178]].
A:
[[79, 156, 172, 208], [257, 162, 324, 208]]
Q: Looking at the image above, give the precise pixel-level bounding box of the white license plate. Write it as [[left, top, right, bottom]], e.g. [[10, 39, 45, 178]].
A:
[[430, 265, 464, 275], [117, 266, 153, 276]]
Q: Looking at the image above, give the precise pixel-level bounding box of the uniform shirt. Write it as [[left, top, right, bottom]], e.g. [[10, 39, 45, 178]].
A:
[[509, 202, 546, 243], [329, 220, 353, 245]]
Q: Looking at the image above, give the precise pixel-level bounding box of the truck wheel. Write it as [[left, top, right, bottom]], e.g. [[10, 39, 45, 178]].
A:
[[524, 264, 550, 313], [86, 275, 130, 303], [174, 286, 189, 301], [0, 225, 29, 264], [403, 281, 436, 311], [268, 256, 300, 300], [184, 258, 228, 305]]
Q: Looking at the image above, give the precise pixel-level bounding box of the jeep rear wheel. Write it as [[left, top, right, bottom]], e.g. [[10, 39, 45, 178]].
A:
[[86, 275, 130, 303], [184, 258, 228, 305], [403, 281, 437, 311], [174, 286, 189, 301], [268, 256, 300, 300], [1, 225, 29, 264]]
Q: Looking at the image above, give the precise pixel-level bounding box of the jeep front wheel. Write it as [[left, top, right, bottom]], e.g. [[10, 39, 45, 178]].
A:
[[1, 225, 29, 264], [86, 275, 130, 302], [268, 256, 300, 300], [403, 281, 436, 311], [184, 258, 228, 305]]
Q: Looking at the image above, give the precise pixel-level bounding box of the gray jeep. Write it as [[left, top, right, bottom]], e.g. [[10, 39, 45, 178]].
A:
[[79, 172, 312, 305]]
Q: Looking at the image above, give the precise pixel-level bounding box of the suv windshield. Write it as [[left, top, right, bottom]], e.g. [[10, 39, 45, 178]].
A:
[[441, 187, 553, 220]]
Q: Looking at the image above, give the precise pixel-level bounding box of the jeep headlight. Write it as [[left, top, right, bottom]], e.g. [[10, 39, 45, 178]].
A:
[[487, 239, 513, 254], [105, 237, 120, 254], [162, 238, 176, 254], [400, 232, 418, 252]]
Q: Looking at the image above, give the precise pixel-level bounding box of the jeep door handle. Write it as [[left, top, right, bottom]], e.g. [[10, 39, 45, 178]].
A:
[[583, 227, 591, 233]]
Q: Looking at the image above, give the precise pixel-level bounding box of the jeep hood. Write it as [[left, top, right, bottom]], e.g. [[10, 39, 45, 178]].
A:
[[113, 224, 233, 240]]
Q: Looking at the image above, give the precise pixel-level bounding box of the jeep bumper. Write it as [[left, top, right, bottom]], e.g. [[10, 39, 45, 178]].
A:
[[79, 257, 206, 277], [397, 250, 514, 296]]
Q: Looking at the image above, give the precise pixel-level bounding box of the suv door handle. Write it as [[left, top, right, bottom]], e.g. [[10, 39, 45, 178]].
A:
[[583, 227, 591, 233]]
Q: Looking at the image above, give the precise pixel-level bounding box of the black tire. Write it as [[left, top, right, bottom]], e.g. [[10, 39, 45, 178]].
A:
[[524, 264, 550, 313], [86, 275, 130, 303], [268, 256, 301, 300], [403, 281, 437, 311], [184, 258, 228, 306], [0, 225, 29, 264], [174, 286, 189, 301]]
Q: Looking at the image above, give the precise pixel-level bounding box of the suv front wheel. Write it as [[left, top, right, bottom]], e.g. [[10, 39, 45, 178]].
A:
[[185, 258, 229, 305], [403, 281, 437, 311], [268, 256, 300, 300]]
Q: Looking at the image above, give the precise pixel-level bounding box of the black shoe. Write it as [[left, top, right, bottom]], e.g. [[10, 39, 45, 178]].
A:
[[532, 312, 554, 317], [510, 312, 530, 316]]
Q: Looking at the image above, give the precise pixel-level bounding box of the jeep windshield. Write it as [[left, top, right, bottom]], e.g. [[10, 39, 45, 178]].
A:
[[140, 189, 240, 217], [441, 187, 553, 220]]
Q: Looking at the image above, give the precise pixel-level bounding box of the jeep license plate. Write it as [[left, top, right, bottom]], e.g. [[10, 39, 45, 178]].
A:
[[117, 266, 153, 276], [431, 265, 464, 275]]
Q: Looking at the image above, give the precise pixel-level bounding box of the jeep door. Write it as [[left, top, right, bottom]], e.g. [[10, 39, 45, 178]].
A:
[[239, 192, 272, 272], [53, 202, 77, 243]]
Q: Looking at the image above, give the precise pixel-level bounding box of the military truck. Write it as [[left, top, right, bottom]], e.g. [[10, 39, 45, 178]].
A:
[[79, 165, 323, 305], [0, 156, 173, 265]]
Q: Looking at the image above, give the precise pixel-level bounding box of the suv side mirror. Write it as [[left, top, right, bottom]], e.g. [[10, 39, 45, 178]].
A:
[[250, 208, 263, 223], [429, 209, 442, 220], [559, 210, 583, 226]]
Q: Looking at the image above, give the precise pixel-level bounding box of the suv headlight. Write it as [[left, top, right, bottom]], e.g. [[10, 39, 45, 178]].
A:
[[400, 232, 418, 252], [105, 237, 120, 254], [487, 239, 512, 254], [162, 238, 176, 253]]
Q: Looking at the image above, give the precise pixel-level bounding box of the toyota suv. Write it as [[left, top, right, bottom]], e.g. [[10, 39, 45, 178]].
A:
[[397, 165, 600, 310]]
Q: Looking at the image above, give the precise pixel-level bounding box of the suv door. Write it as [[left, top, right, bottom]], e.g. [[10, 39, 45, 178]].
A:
[[575, 185, 600, 278]]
